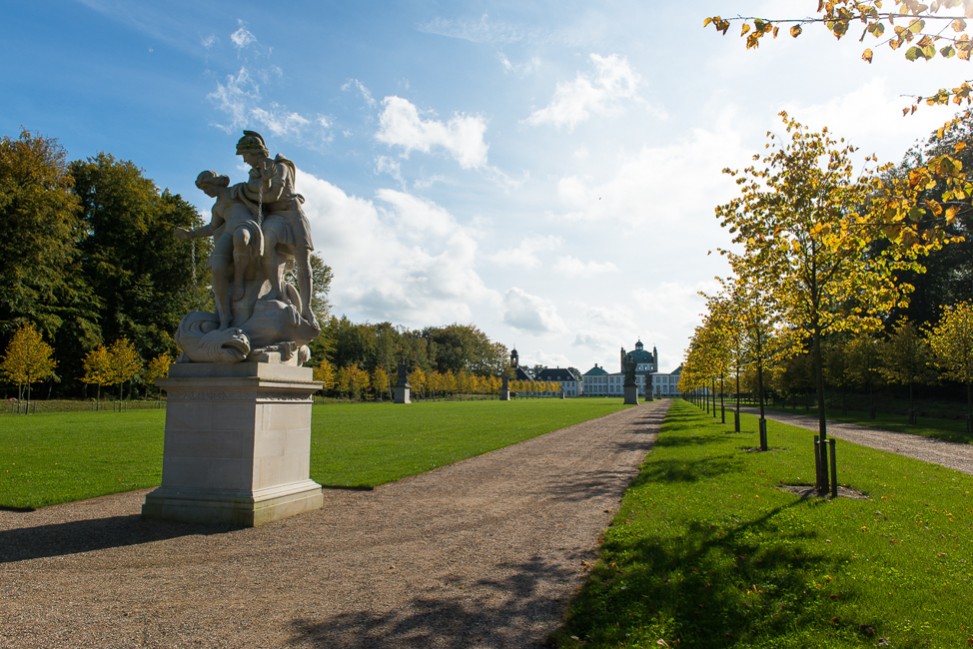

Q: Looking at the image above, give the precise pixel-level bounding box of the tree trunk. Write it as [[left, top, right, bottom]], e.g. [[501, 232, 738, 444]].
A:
[[967, 382, 972, 436], [720, 374, 726, 424], [908, 382, 916, 425], [812, 328, 829, 494], [734, 369, 741, 433], [757, 357, 768, 451]]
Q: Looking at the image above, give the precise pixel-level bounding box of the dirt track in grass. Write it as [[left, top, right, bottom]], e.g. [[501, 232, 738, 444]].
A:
[[0, 400, 669, 648]]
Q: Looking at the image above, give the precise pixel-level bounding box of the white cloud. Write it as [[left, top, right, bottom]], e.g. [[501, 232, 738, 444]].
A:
[[208, 67, 260, 130], [524, 53, 641, 130], [376, 96, 489, 169], [209, 72, 333, 147], [374, 155, 405, 186], [554, 256, 617, 277], [230, 22, 257, 49], [552, 114, 748, 230], [782, 78, 957, 164], [573, 331, 617, 352], [487, 235, 562, 269], [297, 170, 498, 327], [374, 188, 460, 240], [418, 14, 528, 45], [503, 287, 567, 334], [498, 52, 542, 76], [633, 280, 719, 369], [584, 306, 628, 329], [342, 78, 377, 108], [205, 24, 331, 148], [249, 104, 310, 137]]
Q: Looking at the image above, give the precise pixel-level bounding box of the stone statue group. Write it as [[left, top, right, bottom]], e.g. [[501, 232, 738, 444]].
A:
[[174, 131, 320, 365]]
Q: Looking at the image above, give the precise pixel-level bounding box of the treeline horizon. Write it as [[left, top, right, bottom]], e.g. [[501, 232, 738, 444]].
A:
[[0, 128, 521, 401]]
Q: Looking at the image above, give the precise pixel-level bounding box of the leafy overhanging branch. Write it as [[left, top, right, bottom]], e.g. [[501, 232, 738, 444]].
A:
[[704, 0, 973, 108]]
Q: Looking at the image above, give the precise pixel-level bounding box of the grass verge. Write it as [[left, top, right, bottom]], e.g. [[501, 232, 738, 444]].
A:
[[0, 398, 629, 509], [554, 399, 973, 648]]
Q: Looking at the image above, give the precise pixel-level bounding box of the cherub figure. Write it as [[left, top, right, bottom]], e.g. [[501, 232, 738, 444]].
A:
[[176, 170, 264, 329]]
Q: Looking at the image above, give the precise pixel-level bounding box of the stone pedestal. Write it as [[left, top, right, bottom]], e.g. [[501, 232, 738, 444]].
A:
[[623, 384, 639, 405], [499, 389, 510, 401], [142, 362, 324, 527], [393, 384, 411, 404]]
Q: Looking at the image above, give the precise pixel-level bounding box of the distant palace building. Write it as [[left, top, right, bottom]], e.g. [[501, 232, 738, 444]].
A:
[[581, 340, 681, 398], [511, 340, 682, 398]]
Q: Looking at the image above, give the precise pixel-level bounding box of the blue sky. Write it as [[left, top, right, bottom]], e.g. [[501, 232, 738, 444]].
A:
[[3, 1, 967, 372]]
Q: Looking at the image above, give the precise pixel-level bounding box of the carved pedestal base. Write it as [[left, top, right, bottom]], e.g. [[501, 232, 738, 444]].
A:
[[393, 385, 411, 404], [499, 389, 511, 401], [142, 362, 323, 527], [623, 385, 640, 405]]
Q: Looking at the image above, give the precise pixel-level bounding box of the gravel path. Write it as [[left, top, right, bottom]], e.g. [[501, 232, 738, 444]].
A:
[[756, 409, 973, 475], [0, 400, 669, 649]]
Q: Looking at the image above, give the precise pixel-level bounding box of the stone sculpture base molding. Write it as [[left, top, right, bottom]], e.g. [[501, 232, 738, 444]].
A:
[[624, 385, 640, 405], [141, 362, 323, 527], [142, 480, 324, 527]]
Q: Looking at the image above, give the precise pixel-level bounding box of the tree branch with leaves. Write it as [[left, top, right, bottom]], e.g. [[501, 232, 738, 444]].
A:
[[705, 1, 973, 106]]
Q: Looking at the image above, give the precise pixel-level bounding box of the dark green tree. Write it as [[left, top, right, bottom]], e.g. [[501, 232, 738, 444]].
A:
[[71, 154, 205, 365], [893, 118, 973, 327], [0, 130, 93, 343], [325, 316, 377, 370], [423, 324, 506, 376]]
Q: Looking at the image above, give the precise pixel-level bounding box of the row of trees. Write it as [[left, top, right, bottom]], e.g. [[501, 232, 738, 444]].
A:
[[0, 320, 174, 411], [682, 109, 973, 486], [685, 307, 973, 420], [311, 357, 564, 402], [313, 318, 510, 388], [1, 313, 530, 407], [681, 110, 971, 492], [686, 1, 973, 493]]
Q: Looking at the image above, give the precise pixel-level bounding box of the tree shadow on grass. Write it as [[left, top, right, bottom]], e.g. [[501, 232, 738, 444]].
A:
[[630, 453, 743, 487], [289, 554, 579, 648], [559, 501, 877, 647], [653, 433, 729, 449], [0, 515, 234, 563]]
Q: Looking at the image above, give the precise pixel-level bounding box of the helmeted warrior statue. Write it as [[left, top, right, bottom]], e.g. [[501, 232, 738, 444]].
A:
[[173, 131, 321, 365]]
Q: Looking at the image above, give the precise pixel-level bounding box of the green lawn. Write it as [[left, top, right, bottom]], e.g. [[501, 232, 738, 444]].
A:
[[555, 399, 973, 649], [311, 398, 629, 488], [0, 410, 166, 510], [0, 398, 629, 509]]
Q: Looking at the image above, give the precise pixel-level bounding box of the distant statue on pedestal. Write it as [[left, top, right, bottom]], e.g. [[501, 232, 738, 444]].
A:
[[394, 361, 411, 404], [623, 358, 637, 387], [623, 358, 639, 405]]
